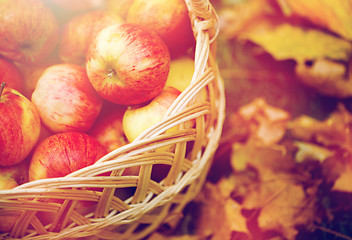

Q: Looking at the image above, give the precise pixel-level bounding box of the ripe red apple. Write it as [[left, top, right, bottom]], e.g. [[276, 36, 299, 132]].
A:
[[31, 63, 103, 133], [0, 57, 24, 93], [0, 0, 60, 64], [89, 102, 128, 152], [29, 132, 107, 181], [126, 0, 195, 58], [86, 23, 170, 105], [59, 10, 123, 65], [122, 86, 181, 142], [0, 83, 41, 167]]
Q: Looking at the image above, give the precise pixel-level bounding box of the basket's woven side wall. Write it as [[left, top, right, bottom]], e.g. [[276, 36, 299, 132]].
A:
[[0, 0, 225, 239]]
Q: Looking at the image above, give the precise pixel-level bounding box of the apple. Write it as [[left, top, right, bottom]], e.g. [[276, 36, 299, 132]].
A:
[[166, 56, 195, 92], [89, 102, 140, 176], [31, 63, 103, 133], [86, 23, 170, 105], [49, 0, 105, 12], [18, 53, 61, 99], [0, 159, 30, 185], [126, 0, 195, 58], [29, 132, 107, 181], [0, 175, 18, 190], [122, 86, 181, 143], [0, 83, 41, 167], [0, 175, 19, 233], [166, 56, 208, 102], [89, 102, 128, 153], [20, 63, 53, 100], [59, 10, 123, 66], [0, 57, 24, 93], [105, 0, 135, 20], [0, 0, 60, 64]]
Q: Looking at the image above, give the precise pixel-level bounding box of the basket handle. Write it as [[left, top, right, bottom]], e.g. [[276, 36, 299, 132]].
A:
[[185, 0, 220, 43]]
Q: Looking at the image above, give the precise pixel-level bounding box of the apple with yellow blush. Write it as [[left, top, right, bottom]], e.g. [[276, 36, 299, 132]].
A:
[[0, 83, 41, 167], [122, 87, 182, 143]]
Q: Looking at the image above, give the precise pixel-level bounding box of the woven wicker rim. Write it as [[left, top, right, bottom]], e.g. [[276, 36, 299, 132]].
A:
[[0, 0, 225, 239]]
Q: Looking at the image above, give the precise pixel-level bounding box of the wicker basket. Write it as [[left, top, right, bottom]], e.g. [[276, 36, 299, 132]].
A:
[[0, 0, 225, 239]]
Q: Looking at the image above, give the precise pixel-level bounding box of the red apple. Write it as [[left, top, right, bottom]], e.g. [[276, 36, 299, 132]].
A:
[[122, 86, 181, 142], [86, 23, 170, 105], [0, 57, 24, 93], [29, 132, 107, 181], [126, 0, 195, 58], [59, 10, 123, 66], [0, 83, 41, 167], [31, 63, 103, 133], [89, 102, 128, 152], [0, 0, 60, 64]]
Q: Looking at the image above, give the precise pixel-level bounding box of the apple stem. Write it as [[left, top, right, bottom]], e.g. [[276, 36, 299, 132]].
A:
[[0, 82, 6, 100]]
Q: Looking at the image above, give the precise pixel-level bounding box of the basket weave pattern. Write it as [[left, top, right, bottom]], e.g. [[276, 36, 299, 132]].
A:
[[0, 0, 225, 239]]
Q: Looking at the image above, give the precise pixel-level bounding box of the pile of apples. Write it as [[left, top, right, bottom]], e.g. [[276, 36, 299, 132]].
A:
[[0, 0, 200, 230]]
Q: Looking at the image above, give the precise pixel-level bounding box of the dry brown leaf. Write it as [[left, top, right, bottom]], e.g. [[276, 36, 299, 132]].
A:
[[289, 105, 352, 193], [195, 179, 249, 240], [219, 0, 278, 39], [237, 98, 290, 146], [277, 0, 352, 41], [294, 141, 334, 163], [332, 165, 352, 192], [229, 142, 317, 240], [295, 59, 352, 98], [288, 104, 352, 149]]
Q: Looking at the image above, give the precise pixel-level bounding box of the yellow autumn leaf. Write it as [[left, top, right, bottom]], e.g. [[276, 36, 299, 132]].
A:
[[277, 0, 352, 41], [241, 20, 352, 63], [332, 166, 352, 192], [195, 179, 249, 239]]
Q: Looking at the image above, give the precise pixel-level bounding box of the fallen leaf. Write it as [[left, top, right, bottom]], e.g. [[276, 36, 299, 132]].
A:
[[288, 104, 352, 150], [237, 98, 290, 146], [219, 0, 278, 40], [277, 0, 352, 41], [294, 141, 334, 163], [332, 165, 352, 192], [195, 179, 249, 240], [146, 232, 200, 240], [240, 20, 352, 63], [295, 59, 352, 98]]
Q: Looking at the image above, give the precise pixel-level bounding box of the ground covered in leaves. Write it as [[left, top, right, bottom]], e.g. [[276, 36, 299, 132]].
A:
[[146, 0, 352, 239]]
